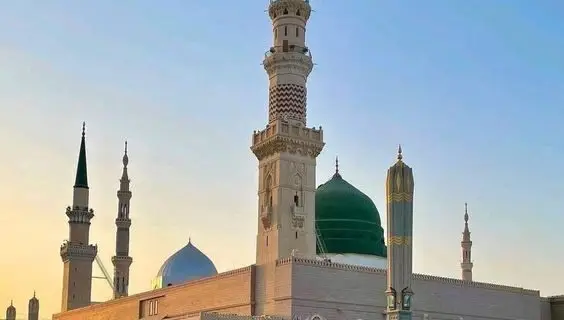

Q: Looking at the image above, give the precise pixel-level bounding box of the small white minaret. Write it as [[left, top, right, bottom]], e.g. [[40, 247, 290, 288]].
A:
[[461, 203, 473, 281], [111, 141, 133, 298]]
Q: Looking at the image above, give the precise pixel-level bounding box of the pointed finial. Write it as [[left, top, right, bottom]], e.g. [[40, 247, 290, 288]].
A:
[[122, 140, 129, 167], [335, 156, 339, 174], [188, 236, 191, 244], [464, 202, 469, 223], [33, 290, 36, 298], [10, 299, 13, 306], [397, 144, 403, 160], [82, 122, 86, 137]]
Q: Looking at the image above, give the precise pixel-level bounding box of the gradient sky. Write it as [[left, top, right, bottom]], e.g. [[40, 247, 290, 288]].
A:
[[0, 0, 563, 318]]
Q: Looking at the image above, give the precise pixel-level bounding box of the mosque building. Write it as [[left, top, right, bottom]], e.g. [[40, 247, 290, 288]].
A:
[[5, 0, 564, 319]]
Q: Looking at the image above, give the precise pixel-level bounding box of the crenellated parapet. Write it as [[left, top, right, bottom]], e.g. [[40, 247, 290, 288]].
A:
[[60, 242, 97, 262], [278, 256, 540, 295], [111, 255, 132, 264], [251, 120, 324, 161]]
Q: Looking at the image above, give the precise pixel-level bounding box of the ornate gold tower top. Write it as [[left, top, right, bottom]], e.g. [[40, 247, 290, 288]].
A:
[[386, 145, 414, 203]]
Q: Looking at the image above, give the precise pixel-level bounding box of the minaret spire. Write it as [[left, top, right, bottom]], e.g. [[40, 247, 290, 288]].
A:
[[112, 140, 133, 299], [60, 123, 97, 312], [385, 146, 414, 320], [74, 122, 89, 188], [461, 202, 473, 281]]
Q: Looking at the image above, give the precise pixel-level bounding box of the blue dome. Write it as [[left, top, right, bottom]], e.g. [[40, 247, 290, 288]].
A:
[[152, 240, 218, 289]]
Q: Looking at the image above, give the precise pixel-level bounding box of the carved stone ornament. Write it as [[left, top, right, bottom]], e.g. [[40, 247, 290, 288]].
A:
[[268, 0, 312, 20], [263, 53, 313, 78], [252, 136, 324, 161], [292, 214, 305, 230]]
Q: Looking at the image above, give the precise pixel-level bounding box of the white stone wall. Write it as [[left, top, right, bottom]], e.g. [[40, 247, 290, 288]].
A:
[[284, 258, 547, 320]]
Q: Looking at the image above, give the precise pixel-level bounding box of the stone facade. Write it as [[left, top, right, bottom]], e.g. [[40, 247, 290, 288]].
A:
[[52, 266, 255, 320], [52, 258, 556, 320]]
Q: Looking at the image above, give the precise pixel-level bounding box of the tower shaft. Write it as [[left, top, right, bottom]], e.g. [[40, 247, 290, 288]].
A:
[[60, 123, 97, 312], [112, 142, 133, 298], [461, 203, 473, 281], [385, 148, 414, 320], [252, 0, 324, 316]]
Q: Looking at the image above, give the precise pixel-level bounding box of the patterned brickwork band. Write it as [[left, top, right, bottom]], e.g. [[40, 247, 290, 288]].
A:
[[269, 83, 307, 124]]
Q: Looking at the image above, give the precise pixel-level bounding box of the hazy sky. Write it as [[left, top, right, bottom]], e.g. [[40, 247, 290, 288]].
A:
[[0, 0, 563, 318]]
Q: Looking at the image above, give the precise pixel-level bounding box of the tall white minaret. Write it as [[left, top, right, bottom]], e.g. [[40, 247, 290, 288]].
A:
[[112, 141, 133, 298], [385, 146, 414, 320], [252, 0, 324, 264], [60, 122, 98, 312], [251, 0, 325, 315], [461, 203, 473, 281]]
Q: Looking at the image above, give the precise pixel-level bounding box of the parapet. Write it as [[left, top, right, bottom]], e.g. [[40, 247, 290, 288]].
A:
[[252, 120, 323, 146], [60, 242, 97, 261], [251, 120, 324, 160]]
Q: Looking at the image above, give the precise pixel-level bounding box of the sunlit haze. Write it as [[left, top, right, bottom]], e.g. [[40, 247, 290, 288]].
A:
[[0, 1, 563, 318]]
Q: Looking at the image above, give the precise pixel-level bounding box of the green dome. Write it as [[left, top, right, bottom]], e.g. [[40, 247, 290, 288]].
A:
[[315, 172, 387, 257]]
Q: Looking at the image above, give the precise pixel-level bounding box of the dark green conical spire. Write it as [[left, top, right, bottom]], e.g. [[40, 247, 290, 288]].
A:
[[74, 122, 89, 189]]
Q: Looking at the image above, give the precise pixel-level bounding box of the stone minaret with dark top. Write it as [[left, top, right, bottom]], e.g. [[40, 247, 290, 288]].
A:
[[28, 292, 39, 320], [112, 141, 133, 298], [385, 146, 414, 320], [461, 203, 473, 281], [60, 123, 98, 312], [5, 300, 15, 320]]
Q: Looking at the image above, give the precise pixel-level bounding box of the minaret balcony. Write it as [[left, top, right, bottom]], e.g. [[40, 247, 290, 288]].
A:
[[263, 50, 313, 78], [115, 217, 132, 228], [111, 255, 133, 266], [60, 241, 97, 262], [66, 206, 94, 224], [265, 45, 311, 56], [252, 120, 324, 160]]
